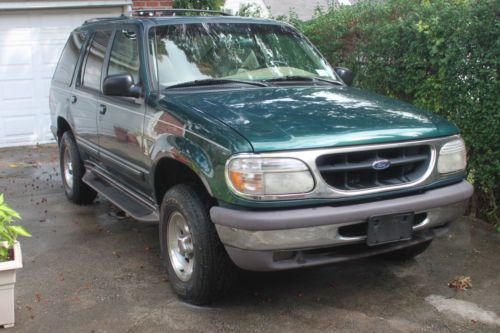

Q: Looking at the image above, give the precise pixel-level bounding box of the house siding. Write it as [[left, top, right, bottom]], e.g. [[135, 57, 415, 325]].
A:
[[132, 0, 173, 9]]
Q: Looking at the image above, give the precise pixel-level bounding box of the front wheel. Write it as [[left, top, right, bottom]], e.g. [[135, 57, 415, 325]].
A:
[[159, 184, 235, 305]]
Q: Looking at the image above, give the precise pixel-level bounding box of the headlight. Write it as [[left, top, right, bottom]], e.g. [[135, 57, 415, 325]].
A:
[[437, 138, 466, 174], [226, 156, 314, 198]]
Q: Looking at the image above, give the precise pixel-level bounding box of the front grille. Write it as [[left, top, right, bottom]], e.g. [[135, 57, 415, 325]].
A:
[[316, 145, 432, 191]]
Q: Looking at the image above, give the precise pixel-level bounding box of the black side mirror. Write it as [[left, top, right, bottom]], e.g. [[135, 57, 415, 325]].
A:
[[334, 67, 354, 86], [103, 74, 142, 98]]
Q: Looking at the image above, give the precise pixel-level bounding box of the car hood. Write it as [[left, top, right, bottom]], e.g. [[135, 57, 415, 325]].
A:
[[168, 86, 458, 152]]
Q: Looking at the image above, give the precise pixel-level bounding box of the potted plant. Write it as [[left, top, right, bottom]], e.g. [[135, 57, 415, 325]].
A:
[[0, 194, 31, 328]]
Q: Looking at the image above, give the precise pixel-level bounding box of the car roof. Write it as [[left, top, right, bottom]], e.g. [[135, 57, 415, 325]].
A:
[[78, 14, 287, 31]]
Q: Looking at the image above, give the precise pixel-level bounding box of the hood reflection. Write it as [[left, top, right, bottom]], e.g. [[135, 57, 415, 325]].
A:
[[168, 85, 456, 152]]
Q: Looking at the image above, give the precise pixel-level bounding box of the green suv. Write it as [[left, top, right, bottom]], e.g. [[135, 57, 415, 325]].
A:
[[50, 9, 473, 304]]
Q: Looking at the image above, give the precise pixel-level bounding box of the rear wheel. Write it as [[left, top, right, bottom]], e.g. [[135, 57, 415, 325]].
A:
[[159, 184, 235, 305], [382, 240, 432, 261], [59, 131, 97, 204]]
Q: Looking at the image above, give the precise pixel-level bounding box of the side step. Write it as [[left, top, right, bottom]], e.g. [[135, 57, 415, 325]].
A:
[[82, 166, 159, 222]]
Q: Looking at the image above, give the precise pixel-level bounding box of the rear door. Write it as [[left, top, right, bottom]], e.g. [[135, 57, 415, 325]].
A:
[[72, 30, 112, 155], [97, 26, 149, 193]]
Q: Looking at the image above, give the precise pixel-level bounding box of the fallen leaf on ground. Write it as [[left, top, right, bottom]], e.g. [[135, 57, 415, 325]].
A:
[[448, 276, 472, 290], [8, 161, 38, 168], [35, 293, 42, 302]]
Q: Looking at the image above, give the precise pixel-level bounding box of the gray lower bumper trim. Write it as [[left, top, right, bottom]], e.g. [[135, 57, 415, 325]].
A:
[[210, 181, 473, 231], [225, 227, 445, 272]]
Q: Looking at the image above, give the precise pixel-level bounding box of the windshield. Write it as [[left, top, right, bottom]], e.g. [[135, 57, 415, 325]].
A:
[[149, 23, 338, 88]]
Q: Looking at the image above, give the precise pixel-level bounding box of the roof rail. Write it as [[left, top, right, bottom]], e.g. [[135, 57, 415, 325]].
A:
[[132, 8, 232, 17], [83, 14, 128, 25]]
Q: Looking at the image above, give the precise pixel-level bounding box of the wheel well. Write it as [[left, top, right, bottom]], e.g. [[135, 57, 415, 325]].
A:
[[57, 117, 71, 142], [154, 158, 213, 205]]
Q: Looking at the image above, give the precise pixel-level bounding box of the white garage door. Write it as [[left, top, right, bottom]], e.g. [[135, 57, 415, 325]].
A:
[[0, 6, 128, 148]]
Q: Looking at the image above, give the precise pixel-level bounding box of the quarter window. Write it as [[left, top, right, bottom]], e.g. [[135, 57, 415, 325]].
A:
[[107, 29, 140, 84], [53, 32, 87, 85], [82, 31, 112, 91]]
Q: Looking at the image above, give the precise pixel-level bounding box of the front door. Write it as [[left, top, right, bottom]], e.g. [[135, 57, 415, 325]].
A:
[[97, 27, 148, 193]]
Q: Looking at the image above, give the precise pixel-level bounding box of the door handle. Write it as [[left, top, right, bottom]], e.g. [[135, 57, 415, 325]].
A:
[[70, 95, 77, 104], [99, 104, 107, 115]]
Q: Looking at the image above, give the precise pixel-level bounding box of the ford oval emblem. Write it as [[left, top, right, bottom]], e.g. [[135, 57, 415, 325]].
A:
[[372, 159, 391, 170]]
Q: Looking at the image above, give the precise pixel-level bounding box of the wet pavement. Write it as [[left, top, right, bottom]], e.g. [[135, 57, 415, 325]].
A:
[[1, 145, 499, 333]]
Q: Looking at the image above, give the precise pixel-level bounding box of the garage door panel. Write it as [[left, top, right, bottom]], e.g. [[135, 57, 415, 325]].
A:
[[3, 116, 37, 137], [0, 45, 32, 65], [1, 80, 35, 101], [1, 101, 41, 115], [0, 65, 34, 81], [0, 28, 34, 44]]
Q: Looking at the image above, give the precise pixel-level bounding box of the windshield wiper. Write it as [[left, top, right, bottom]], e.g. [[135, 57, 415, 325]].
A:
[[165, 78, 268, 89], [263, 75, 344, 86]]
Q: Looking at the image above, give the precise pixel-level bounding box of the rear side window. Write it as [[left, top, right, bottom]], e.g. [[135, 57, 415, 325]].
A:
[[53, 32, 87, 85], [107, 29, 140, 84], [81, 31, 112, 91]]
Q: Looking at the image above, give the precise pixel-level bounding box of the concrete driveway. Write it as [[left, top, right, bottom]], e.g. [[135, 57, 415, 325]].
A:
[[1, 145, 499, 333]]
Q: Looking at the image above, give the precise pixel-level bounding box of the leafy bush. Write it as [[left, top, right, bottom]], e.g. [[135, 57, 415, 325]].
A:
[[172, 0, 224, 10], [291, 0, 499, 224], [0, 194, 31, 262], [235, 3, 266, 17]]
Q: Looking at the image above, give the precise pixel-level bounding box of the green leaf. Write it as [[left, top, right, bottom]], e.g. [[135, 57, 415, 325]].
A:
[[8, 225, 32, 238], [0, 246, 8, 262], [0, 205, 21, 220]]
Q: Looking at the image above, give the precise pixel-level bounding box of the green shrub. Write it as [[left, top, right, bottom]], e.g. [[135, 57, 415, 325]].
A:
[[292, 0, 499, 224], [172, 0, 224, 10], [0, 194, 31, 261]]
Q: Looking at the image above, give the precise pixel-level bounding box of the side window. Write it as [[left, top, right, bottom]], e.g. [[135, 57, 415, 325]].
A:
[[81, 30, 112, 91], [107, 29, 140, 84], [53, 31, 87, 85]]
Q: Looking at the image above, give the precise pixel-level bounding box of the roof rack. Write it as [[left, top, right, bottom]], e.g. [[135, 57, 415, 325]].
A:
[[83, 15, 128, 25], [132, 8, 232, 17]]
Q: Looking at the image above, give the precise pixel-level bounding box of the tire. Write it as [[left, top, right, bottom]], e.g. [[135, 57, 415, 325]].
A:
[[382, 240, 432, 261], [159, 184, 235, 305], [59, 131, 97, 205]]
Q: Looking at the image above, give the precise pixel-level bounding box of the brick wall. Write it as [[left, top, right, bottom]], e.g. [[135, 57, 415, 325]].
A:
[[132, 1, 173, 9]]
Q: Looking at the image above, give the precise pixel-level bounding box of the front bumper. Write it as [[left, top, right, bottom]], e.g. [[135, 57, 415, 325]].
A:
[[210, 181, 473, 271]]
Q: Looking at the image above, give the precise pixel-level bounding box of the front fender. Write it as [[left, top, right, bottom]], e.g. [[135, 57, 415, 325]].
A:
[[149, 134, 217, 197], [145, 95, 253, 203]]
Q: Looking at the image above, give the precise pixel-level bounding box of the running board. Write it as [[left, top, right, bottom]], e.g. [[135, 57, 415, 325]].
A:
[[82, 166, 159, 223]]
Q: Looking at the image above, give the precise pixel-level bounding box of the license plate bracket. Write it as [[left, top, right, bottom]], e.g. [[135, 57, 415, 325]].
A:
[[367, 212, 414, 246]]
